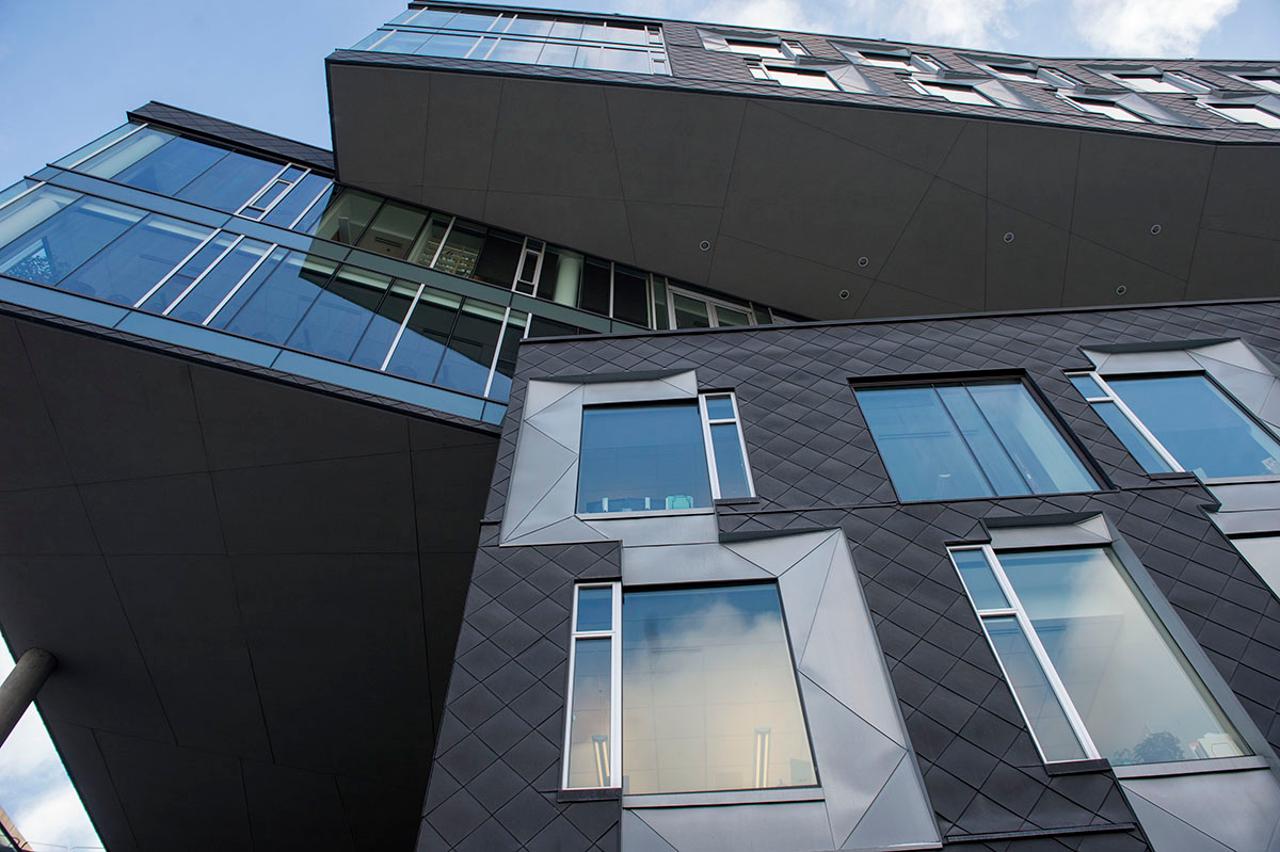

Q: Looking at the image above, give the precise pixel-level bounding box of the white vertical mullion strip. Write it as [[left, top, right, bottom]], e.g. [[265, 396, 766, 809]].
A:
[[561, 586, 582, 791], [202, 243, 277, 326], [65, 122, 149, 170], [367, 29, 395, 51], [983, 545, 1102, 760], [132, 228, 221, 308], [235, 162, 292, 217], [482, 306, 513, 398], [728, 393, 756, 497], [381, 282, 427, 371], [699, 394, 723, 500], [607, 263, 615, 320], [512, 237, 531, 291], [610, 581, 622, 789], [287, 179, 333, 230], [162, 235, 245, 315], [0, 180, 47, 213], [1091, 372, 1183, 471], [255, 166, 311, 219], [429, 216, 456, 269]]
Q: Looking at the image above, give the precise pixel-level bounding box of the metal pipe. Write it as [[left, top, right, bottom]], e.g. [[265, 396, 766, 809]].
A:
[[0, 648, 56, 747]]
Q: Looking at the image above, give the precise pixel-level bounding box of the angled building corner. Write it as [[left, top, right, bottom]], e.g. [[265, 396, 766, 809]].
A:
[[0, 3, 1278, 852]]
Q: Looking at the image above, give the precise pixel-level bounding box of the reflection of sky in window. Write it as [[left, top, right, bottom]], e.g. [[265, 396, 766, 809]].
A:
[[0, 645, 100, 850]]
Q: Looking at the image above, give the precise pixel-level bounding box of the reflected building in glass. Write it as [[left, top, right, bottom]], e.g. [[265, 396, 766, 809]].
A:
[[1, 3, 1280, 852]]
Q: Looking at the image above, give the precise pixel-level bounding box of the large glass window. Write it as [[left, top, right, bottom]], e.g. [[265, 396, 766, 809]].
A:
[[563, 583, 816, 794], [857, 380, 1098, 501], [1073, 372, 1280, 479], [951, 545, 1247, 766], [213, 251, 335, 344], [357, 6, 668, 75], [0, 188, 144, 286], [577, 393, 754, 514], [58, 214, 213, 306]]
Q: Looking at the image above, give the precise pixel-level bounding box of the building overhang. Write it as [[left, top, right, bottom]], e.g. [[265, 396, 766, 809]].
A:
[[0, 308, 496, 851], [327, 53, 1280, 320]]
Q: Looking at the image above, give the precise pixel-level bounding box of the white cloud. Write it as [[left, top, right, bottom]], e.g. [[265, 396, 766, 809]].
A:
[[884, 0, 1022, 48], [1070, 0, 1240, 55], [691, 0, 826, 32]]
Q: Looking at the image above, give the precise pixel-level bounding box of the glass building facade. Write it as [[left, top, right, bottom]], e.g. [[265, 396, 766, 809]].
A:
[[0, 118, 790, 425], [354, 5, 669, 75]]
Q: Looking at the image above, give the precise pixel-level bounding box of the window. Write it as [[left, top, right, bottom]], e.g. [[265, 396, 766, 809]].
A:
[[856, 380, 1098, 501], [1231, 73, 1280, 94], [576, 393, 754, 515], [1209, 103, 1280, 129], [1070, 372, 1280, 479], [1109, 71, 1206, 93], [1062, 95, 1145, 122], [564, 583, 622, 789], [1231, 535, 1280, 596], [725, 38, 786, 59], [839, 47, 937, 72], [564, 582, 816, 794], [748, 61, 838, 91], [916, 80, 996, 106], [979, 62, 1075, 87], [0, 187, 144, 286], [355, 6, 669, 75], [665, 285, 756, 329], [950, 545, 1247, 765]]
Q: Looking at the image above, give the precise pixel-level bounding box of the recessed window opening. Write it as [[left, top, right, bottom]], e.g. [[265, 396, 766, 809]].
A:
[[1069, 371, 1280, 479], [576, 393, 754, 515], [856, 379, 1099, 501], [1062, 95, 1145, 122], [950, 544, 1248, 766], [563, 582, 817, 794]]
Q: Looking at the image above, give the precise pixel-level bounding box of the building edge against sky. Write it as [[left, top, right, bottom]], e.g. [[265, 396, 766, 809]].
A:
[[0, 2, 1277, 851]]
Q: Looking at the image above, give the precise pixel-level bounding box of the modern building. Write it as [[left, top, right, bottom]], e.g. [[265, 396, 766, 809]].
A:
[[0, 3, 1278, 851]]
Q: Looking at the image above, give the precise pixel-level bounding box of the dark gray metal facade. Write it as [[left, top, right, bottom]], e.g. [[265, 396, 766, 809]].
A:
[[421, 298, 1280, 850]]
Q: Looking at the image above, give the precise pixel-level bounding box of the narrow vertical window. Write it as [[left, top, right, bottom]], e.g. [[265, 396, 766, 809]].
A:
[[563, 583, 621, 789], [701, 392, 755, 499]]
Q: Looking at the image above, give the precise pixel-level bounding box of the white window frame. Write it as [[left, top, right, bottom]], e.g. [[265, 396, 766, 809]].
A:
[[699, 391, 756, 500], [1202, 101, 1280, 129], [236, 163, 314, 221], [1070, 370, 1280, 480], [948, 545, 1102, 764], [746, 60, 838, 91], [843, 47, 938, 73], [1059, 93, 1146, 122], [911, 78, 997, 106], [1106, 70, 1208, 94], [1067, 371, 1181, 472], [666, 284, 757, 329], [1227, 72, 1280, 94], [562, 582, 623, 790]]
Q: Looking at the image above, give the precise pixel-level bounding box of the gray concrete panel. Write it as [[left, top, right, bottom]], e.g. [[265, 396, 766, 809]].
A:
[[843, 752, 939, 850], [423, 72, 502, 192], [622, 542, 771, 586], [1121, 770, 1280, 852], [776, 534, 839, 660], [500, 423, 578, 541], [525, 386, 585, 453], [620, 810, 679, 852], [633, 799, 835, 852], [1125, 792, 1234, 852], [726, 529, 836, 576]]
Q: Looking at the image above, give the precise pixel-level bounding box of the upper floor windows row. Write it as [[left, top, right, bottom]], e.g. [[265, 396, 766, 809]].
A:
[[52, 124, 789, 334], [354, 5, 668, 76], [0, 184, 528, 404]]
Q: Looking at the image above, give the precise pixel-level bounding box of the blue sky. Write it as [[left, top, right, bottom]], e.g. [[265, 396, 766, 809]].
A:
[[0, 0, 1276, 845]]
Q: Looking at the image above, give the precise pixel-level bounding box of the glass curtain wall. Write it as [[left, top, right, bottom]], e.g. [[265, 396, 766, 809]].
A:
[[354, 5, 669, 76], [0, 185, 528, 405]]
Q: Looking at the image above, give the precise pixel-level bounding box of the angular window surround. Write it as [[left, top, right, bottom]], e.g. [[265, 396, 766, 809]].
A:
[[855, 378, 1099, 502], [834, 43, 939, 73], [1211, 67, 1280, 94], [1059, 92, 1147, 122], [561, 582, 819, 795], [949, 542, 1249, 767], [575, 391, 755, 516], [744, 59, 838, 91], [910, 78, 997, 106], [1089, 67, 1210, 93], [1200, 98, 1280, 129], [1069, 370, 1280, 481], [969, 58, 1077, 87]]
